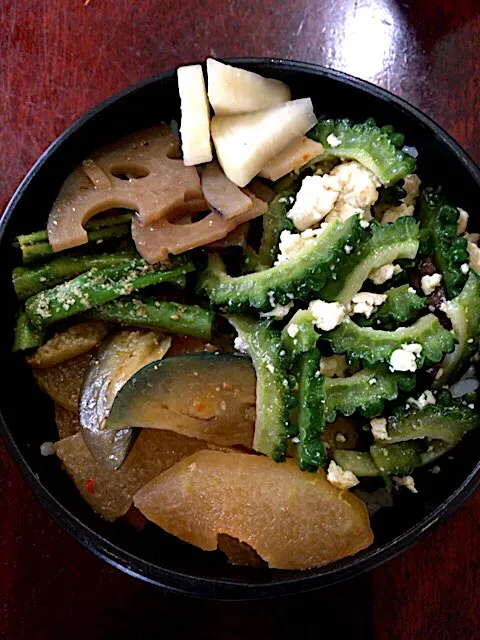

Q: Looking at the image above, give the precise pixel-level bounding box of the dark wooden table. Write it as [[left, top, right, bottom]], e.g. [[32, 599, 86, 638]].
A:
[[1, 1, 479, 638]]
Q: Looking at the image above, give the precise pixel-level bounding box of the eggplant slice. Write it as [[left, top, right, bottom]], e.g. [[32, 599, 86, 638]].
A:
[[79, 330, 171, 469]]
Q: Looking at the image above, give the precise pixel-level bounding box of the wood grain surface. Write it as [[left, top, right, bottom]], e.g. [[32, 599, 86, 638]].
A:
[[1, 1, 479, 638]]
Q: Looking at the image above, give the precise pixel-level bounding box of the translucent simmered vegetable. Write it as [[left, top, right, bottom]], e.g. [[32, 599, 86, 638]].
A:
[[134, 449, 373, 569], [55, 429, 208, 521], [107, 353, 256, 449]]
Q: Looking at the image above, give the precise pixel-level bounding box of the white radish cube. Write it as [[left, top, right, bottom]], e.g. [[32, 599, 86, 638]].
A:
[[178, 65, 213, 166], [207, 58, 291, 116], [211, 98, 317, 187]]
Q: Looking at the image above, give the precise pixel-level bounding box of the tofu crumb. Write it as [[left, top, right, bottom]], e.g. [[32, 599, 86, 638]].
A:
[[380, 174, 421, 225], [275, 225, 329, 264], [40, 441, 55, 456], [360, 219, 370, 228], [435, 368, 444, 381], [266, 363, 275, 374], [327, 133, 343, 147], [402, 342, 423, 354], [369, 263, 402, 285], [335, 433, 347, 443], [468, 241, 480, 273], [287, 323, 299, 338], [430, 465, 441, 474], [394, 475, 418, 493], [421, 273, 442, 296], [309, 299, 346, 331], [456, 208, 469, 235], [260, 303, 293, 319], [233, 336, 248, 353], [320, 354, 348, 378], [327, 460, 359, 490], [350, 292, 387, 318], [407, 390, 436, 409], [461, 263, 470, 274], [291, 436, 300, 444], [389, 344, 421, 372], [369, 377, 377, 385], [344, 244, 352, 254], [370, 417, 390, 440]]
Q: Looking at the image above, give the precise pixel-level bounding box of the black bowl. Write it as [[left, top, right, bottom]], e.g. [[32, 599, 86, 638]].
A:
[[1, 58, 479, 600]]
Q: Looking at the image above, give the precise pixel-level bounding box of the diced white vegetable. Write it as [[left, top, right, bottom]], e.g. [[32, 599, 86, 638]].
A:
[[178, 65, 213, 166], [211, 99, 317, 187], [206, 58, 291, 115], [259, 136, 324, 181]]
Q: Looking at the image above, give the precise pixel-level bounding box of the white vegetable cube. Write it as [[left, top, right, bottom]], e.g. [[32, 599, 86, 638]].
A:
[[207, 58, 291, 115], [211, 98, 317, 187], [178, 65, 213, 166]]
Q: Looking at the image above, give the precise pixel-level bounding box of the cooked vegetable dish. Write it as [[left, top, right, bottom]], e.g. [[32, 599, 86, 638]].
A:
[[11, 60, 480, 570]]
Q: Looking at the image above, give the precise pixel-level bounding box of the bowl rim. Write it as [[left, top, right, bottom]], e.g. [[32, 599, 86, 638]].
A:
[[1, 56, 480, 600]]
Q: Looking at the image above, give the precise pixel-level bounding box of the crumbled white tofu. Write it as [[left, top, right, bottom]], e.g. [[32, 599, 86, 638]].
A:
[[344, 244, 352, 254], [233, 336, 249, 354], [370, 417, 390, 440], [260, 303, 293, 319], [457, 208, 469, 235], [360, 219, 370, 228], [430, 465, 441, 474], [350, 292, 387, 318], [287, 323, 299, 338], [40, 441, 55, 456], [402, 342, 423, 354], [369, 263, 402, 285], [466, 232, 480, 244], [461, 263, 470, 274], [394, 475, 418, 494], [325, 161, 380, 223], [407, 390, 436, 409], [266, 363, 275, 374], [309, 299, 346, 331], [335, 433, 347, 443], [275, 225, 328, 264], [421, 273, 442, 296], [327, 460, 359, 490], [287, 174, 340, 230], [326, 133, 343, 147], [435, 368, 444, 381], [380, 174, 421, 225], [389, 344, 422, 372], [468, 241, 480, 273], [320, 354, 348, 378]]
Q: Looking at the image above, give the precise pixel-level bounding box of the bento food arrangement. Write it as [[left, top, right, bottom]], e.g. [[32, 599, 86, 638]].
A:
[[11, 60, 480, 570]]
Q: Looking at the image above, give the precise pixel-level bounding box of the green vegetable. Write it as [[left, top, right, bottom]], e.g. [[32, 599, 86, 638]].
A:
[[355, 284, 427, 330], [296, 350, 326, 471], [320, 217, 420, 304], [281, 309, 319, 359], [16, 213, 133, 264], [418, 188, 469, 298], [387, 397, 479, 447], [370, 441, 423, 476], [323, 314, 456, 368], [87, 296, 214, 339], [227, 315, 291, 461], [435, 270, 480, 385], [25, 257, 194, 328], [376, 184, 407, 207], [12, 310, 45, 351], [323, 365, 415, 422], [13, 251, 136, 300], [308, 118, 416, 185], [198, 216, 368, 313], [333, 451, 381, 477], [257, 190, 295, 269]]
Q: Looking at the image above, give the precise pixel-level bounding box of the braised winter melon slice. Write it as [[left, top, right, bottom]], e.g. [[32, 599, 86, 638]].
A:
[[134, 450, 373, 569]]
